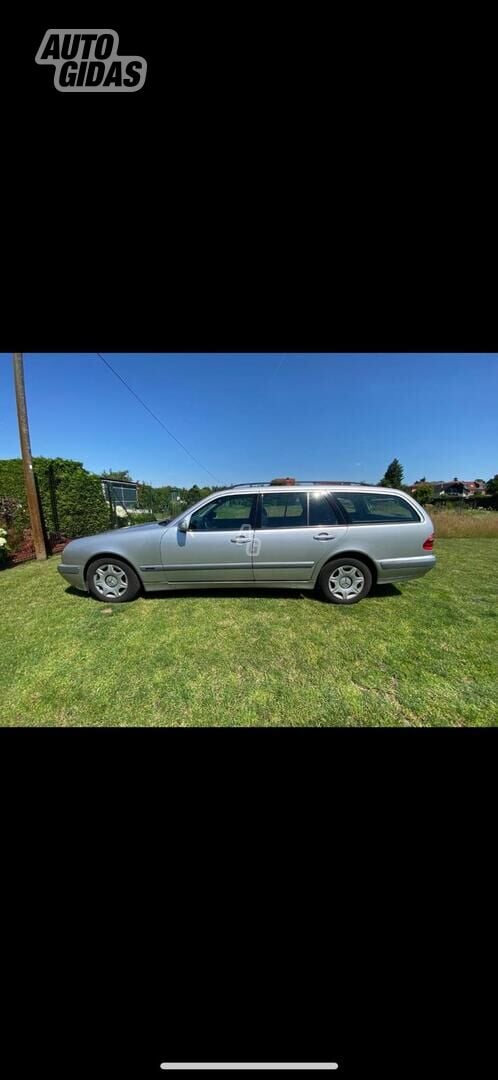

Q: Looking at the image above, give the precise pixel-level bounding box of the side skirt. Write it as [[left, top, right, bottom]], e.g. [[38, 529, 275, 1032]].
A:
[[142, 580, 316, 593]]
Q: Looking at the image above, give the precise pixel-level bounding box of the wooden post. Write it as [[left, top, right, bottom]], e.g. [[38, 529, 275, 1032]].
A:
[[12, 353, 47, 560]]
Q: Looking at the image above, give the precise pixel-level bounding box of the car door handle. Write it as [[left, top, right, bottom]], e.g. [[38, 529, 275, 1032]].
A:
[[231, 536, 252, 543], [313, 532, 336, 540]]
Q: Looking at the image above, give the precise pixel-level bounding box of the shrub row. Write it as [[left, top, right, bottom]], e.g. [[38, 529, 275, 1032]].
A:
[[428, 495, 498, 510], [0, 457, 110, 542]]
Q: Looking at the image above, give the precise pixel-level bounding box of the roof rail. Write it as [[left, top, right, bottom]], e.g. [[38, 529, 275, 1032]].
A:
[[225, 480, 375, 489]]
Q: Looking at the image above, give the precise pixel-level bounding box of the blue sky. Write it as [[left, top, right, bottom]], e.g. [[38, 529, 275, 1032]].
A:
[[1, 353, 497, 487]]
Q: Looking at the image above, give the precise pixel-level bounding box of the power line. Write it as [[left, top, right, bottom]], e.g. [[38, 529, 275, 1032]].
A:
[[96, 354, 220, 483]]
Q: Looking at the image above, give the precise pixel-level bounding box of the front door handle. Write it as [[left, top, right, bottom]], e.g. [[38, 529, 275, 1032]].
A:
[[313, 532, 336, 540], [231, 536, 252, 543]]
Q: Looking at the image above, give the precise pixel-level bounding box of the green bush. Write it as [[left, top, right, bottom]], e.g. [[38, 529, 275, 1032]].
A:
[[412, 483, 433, 504], [0, 457, 110, 540], [470, 495, 498, 510], [127, 512, 157, 525], [0, 461, 28, 535], [49, 460, 110, 537]]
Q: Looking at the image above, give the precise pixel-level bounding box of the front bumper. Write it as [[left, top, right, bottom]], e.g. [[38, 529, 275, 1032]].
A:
[[57, 563, 87, 591]]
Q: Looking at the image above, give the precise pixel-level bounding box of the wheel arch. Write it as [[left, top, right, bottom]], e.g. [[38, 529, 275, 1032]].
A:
[[316, 550, 378, 585], [84, 552, 144, 589]]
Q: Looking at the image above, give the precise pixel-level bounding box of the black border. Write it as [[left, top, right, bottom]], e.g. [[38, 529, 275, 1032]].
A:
[[3, 728, 496, 1077], [2, 14, 496, 1079]]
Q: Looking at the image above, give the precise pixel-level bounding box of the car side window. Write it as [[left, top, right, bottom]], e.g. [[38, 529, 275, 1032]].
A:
[[189, 494, 256, 531], [261, 492, 308, 528], [309, 492, 340, 526], [335, 492, 421, 523]]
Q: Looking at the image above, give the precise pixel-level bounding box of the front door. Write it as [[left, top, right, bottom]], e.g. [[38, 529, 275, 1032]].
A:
[[160, 493, 257, 583], [252, 490, 349, 581]]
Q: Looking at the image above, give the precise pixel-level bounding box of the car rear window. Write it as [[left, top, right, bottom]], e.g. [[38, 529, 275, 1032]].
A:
[[335, 492, 421, 523]]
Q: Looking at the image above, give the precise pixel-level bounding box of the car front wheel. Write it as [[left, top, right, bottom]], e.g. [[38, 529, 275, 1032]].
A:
[[86, 558, 141, 603], [318, 558, 372, 604]]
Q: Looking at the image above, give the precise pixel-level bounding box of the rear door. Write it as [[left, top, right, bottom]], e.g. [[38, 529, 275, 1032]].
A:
[[332, 491, 428, 567], [160, 493, 257, 582], [252, 490, 349, 582]]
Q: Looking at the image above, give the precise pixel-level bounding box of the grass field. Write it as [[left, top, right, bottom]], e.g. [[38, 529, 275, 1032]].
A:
[[1, 539, 497, 726], [424, 508, 498, 538]]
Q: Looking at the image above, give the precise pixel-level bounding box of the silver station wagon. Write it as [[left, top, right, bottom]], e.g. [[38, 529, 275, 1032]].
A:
[[58, 481, 436, 605]]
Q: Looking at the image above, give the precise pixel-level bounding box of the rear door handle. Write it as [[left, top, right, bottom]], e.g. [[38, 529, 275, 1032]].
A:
[[313, 532, 336, 540]]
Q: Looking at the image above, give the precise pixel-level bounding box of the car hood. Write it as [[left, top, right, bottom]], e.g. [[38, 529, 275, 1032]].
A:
[[89, 522, 163, 542], [110, 522, 163, 536], [62, 522, 163, 558]]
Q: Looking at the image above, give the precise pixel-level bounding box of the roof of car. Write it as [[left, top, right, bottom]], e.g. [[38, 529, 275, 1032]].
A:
[[218, 482, 406, 495]]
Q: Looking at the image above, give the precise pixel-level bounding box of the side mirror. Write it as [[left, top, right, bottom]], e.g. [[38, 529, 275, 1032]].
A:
[[178, 516, 190, 533]]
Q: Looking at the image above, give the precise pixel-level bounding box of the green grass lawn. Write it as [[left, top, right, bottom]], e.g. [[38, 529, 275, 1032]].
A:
[[1, 539, 497, 726]]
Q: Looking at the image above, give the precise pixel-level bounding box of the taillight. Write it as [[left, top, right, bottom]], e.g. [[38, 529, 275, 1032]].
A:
[[423, 533, 435, 550]]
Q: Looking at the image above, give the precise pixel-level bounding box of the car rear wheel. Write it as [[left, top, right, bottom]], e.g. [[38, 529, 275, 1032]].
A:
[[318, 557, 372, 604], [86, 558, 141, 603]]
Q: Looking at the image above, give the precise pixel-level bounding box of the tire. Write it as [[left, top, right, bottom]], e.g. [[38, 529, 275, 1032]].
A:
[[86, 558, 141, 603], [318, 557, 372, 604]]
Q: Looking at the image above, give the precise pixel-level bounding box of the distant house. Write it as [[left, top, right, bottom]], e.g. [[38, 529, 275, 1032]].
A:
[[442, 481, 472, 498], [100, 477, 139, 513], [411, 479, 487, 499]]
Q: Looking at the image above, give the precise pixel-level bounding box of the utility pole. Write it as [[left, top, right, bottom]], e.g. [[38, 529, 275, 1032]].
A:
[[12, 353, 47, 560]]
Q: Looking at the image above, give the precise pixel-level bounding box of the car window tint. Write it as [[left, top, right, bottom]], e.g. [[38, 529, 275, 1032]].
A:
[[261, 492, 307, 528], [309, 492, 339, 526], [335, 492, 420, 523], [190, 495, 255, 531], [364, 495, 418, 520], [336, 496, 355, 513]]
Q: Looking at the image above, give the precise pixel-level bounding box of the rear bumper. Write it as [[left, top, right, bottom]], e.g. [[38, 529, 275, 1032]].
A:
[[57, 563, 87, 591], [377, 554, 436, 582]]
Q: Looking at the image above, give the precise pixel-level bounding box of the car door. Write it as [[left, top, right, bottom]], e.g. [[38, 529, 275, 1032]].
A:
[[332, 491, 429, 569], [252, 490, 349, 582], [160, 493, 257, 583]]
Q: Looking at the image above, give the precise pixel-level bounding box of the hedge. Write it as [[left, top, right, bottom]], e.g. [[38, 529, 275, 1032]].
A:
[[127, 511, 157, 525], [431, 494, 498, 511], [0, 457, 110, 540]]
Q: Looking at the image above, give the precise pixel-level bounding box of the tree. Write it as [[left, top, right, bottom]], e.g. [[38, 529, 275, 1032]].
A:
[[101, 469, 132, 481], [486, 474, 498, 496], [379, 458, 404, 489], [414, 483, 433, 504]]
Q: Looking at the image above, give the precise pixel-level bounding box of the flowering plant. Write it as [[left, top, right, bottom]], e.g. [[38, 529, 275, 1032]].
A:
[[0, 526, 10, 564]]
